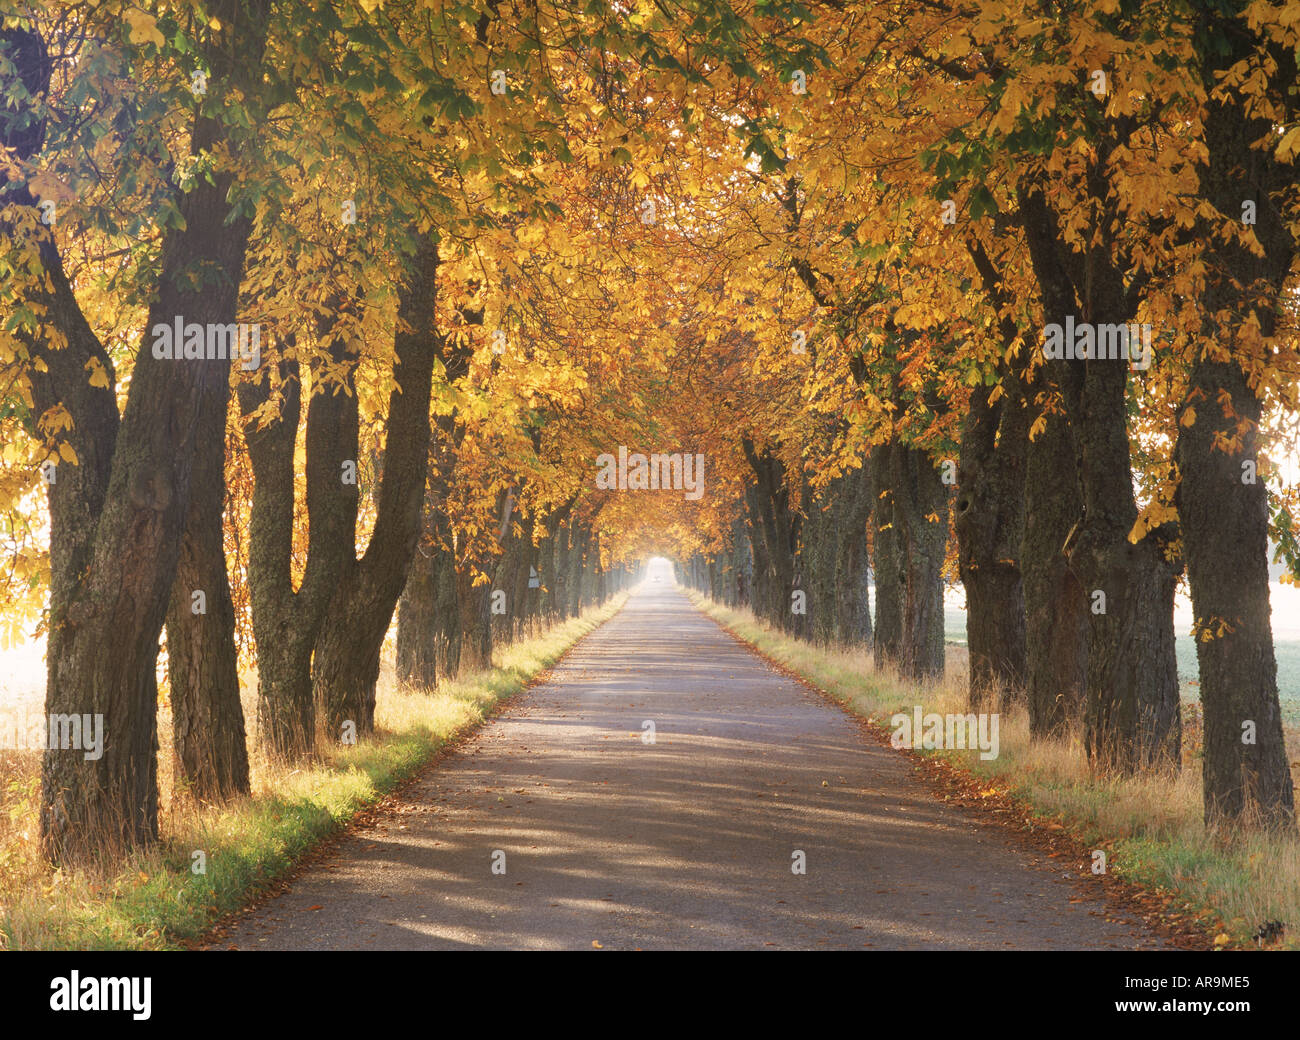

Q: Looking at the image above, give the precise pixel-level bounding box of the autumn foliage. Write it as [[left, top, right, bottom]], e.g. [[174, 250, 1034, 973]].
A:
[[0, 0, 1298, 868]]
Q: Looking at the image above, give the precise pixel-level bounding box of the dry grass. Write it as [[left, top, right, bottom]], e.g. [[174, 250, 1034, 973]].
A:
[[0, 597, 625, 949], [690, 592, 1300, 950]]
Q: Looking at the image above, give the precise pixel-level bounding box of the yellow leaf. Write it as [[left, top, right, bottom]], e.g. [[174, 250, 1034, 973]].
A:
[[58, 442, 78, 465], [945, 34, 971, 58], [1213, 932, 1231, 948], [1180, 407, 1196, 428], [124, 10, 166, 48], [1277, 126, 1300, 163], [86, 357, 110, 389]]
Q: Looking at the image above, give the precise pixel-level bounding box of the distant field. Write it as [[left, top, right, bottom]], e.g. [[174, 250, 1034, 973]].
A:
[[943, 582, 1300, 724]]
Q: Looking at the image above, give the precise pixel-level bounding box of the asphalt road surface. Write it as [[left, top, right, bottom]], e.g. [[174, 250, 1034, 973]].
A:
[[216, 583, 1166, 950]]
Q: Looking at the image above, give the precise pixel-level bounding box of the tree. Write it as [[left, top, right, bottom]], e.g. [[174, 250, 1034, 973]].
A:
[[2, 3, 273, 864]]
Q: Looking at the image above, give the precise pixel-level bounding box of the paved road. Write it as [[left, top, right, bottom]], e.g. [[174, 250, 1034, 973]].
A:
[[216, 584, 1165, 950]]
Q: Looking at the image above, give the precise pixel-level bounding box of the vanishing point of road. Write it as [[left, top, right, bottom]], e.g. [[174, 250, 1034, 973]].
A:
[[215, 584, 1166, 951]]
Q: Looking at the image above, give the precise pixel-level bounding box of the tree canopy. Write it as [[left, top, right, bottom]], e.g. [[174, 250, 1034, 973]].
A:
[[1, 0, 1298, 866]]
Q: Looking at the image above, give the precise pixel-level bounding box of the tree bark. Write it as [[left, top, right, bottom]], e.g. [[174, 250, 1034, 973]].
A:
[[396, 390, 470, 687], [955, 382, 1028, 707], [1021, 183, 1181, 772], [314, 233, 442, 737], [164, 413, 249, 801], [433, 533, 462, 676], [831, 462, 874, 646], [237, 322, 360, 758], [454, 564, 493, 673], [742, 439, 799, 630], [958, 240, 1032, 707], [536, 511, 562, 624], [1174, 10, 1297, 827], [893, 445, 947, 681], [798, 477, 833, 644], [396, 530, 441, 689], [1020, 377, 1088, 738], [5, 6, 273, 865], [871, 441, 905, 669]]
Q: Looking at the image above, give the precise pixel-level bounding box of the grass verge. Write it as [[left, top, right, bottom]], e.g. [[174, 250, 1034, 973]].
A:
[[688, 591, 1300, 951], [0, 595, 625, 950]]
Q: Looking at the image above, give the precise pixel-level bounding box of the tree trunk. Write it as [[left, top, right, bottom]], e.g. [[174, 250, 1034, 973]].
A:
[[735, 519, 752, 609], [871, 441, 904, 670], [1076, 524, 1183, 772], [743, 480, 775, 621], [239, 327, 360, 759], [396, 534, 441, 689], [510, 511, 536, 639], [397, 350, 475, 686], [800, 476, 842, 645], [164, 413, 249, 801], [832, 462, 873, 646], [1070, 352, 1182, 772], [1021, 181, 1181, 771], [434, 536, 462, 677], [1175, 13, 1296, 827], [1020, 382, 1088, 738], [955, 381, 1028, 707], [9, 6, 272, 865], [566, 524, 586, 618], [314, 233, 442, 737], [1177, 358, 1293, 825], [537, 522, 559, 623], [893, 445, 947, 681], [742, 439, 798, 630], [455, 563, 493, 673], [1070, 357, 1182, 773], [553, 521, 573, 620], [589, 530, 605, 608]]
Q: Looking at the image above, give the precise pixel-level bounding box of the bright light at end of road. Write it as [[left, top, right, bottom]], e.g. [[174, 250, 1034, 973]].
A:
[[645, 557, 674, 585]]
